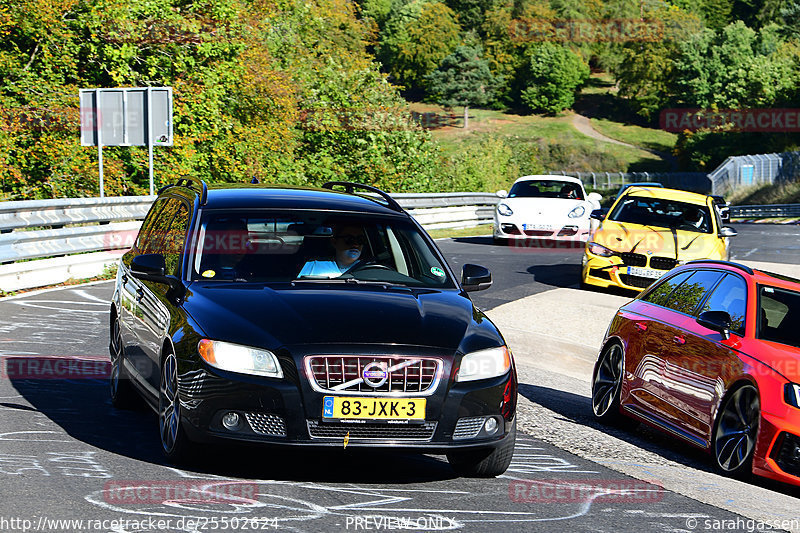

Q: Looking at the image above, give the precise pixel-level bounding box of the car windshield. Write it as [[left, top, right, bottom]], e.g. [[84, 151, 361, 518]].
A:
[[759, 286, 800, 349], [608, 196, 713, 234], [190, 210, 455, 288], [508, 180, 584, 200]]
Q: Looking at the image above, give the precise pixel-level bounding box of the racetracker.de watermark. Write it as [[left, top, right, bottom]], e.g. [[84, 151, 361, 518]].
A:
[[509, 479, 665, 503], [508, 18, 664, 43], [660, 108, 800, 132], [0, 356, 110, 380], [103, 480, 259, 505]]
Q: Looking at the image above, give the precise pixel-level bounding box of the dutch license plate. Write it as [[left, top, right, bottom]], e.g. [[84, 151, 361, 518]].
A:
[[322, 396, 426, 420], [627, 266, 664, 279], [523, 223, 553, 231]]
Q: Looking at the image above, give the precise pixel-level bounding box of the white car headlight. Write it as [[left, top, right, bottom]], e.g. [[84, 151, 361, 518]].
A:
[[198, 340, 283, 378], [456, 346, 511, 382], [587, 242, 615, 257], [497, 203, 513, 216], [568, 205, 585, 218]]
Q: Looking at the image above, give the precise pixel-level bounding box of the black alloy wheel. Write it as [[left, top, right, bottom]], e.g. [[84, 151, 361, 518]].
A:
[[592, 342, 624, 422], [712, 384, 760, 478]]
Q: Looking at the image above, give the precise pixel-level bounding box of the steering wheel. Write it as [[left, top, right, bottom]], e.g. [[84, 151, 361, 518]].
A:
[[349, 261, 393, 272]]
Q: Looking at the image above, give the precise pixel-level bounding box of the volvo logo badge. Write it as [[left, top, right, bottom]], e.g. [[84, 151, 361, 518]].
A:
[[362, 362, 389, 388]]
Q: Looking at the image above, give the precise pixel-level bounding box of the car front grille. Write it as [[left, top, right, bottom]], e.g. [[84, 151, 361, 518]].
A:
[[619, 252, 647, 267], [523, 229, 553, 237], [618, 274, 655, 289], [649, 256, 678, 270], [771, 431, 800, 477], [306, 420, 437, 441], [453, 417, 486, 440], [244, 413, 287, 437], [305, 356, 441, 396]]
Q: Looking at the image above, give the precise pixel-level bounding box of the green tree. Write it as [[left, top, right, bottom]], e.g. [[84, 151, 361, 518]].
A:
[[519, 43, 589, 114], [378, 0, 461, 91], [425, 45, 498, 128]]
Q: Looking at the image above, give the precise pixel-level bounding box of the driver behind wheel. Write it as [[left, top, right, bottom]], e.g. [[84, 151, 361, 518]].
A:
[[298, 224, 367, 278]]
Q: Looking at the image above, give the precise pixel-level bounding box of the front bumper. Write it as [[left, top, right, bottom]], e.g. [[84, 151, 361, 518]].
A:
[[581, 252, 672, 292], [494, 214, 591, 242], [752, 410, 800, 487], [176, 361, 517, 452]]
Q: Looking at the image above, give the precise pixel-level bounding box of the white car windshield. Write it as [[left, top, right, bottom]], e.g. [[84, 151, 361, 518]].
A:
[[508, 180, 584, 200]]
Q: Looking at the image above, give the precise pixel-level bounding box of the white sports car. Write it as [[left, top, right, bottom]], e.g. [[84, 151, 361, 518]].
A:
[[493, 175, 602, 244]]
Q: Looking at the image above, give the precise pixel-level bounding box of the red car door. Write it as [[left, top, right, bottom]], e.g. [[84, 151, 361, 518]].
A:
[[662, 273, 748, 446]]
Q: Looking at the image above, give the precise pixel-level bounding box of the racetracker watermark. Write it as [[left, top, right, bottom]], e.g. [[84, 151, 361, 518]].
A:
[[660, 108, 800, 132], [509, 479, 665, 503], [508, 18, 663, 43], [0, 356, 110, 380], [103, 480, 259, 505]]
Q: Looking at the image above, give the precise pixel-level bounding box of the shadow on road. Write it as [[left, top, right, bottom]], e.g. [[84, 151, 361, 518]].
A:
[[518, 383, 800, 498], [11, 377, 456, 483]]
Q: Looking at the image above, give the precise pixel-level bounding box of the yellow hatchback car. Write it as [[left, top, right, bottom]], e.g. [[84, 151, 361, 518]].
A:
[[581, 186, 737, 292]]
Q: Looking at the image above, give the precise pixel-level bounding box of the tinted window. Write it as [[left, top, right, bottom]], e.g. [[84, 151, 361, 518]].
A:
[[191, 210, 455, 289], [642, 270, 693, 307], [140, 198, 181, 255], [701, 274, 747, 334], [758, 286, 800, 348], [665, 270, 722, 314], [608, 196, 713, 233], [135, 199, 168, 251], [163, 203, 191, 276]]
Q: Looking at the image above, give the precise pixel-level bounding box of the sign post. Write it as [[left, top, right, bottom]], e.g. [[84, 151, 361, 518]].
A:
[[80, 87, 173, 197]]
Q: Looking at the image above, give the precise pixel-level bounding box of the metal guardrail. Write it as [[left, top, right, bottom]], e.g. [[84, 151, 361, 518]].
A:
[[0, 192, 500, 265], [730, 204, 800, 218]]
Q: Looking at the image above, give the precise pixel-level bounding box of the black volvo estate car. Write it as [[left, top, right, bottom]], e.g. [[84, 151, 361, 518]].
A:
[[110, 179, 517, 476]]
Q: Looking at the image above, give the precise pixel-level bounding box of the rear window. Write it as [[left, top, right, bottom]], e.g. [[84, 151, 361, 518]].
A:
[[759, 286, 800, 348], [190, 210, 455, 289]]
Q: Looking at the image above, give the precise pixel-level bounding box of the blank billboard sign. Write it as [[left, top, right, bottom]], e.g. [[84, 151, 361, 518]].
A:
[[80, 87, 172, 147]]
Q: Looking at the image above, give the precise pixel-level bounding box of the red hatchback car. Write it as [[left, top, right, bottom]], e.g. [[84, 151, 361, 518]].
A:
[[592, 260, 800, 486]]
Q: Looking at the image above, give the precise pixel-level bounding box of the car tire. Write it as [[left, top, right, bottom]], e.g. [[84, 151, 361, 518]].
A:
[[109, 317, 138, 409], [591, 342, 625, 424], [711, 383, 759, 479], [159, 351, 194, 464], [446, 419, 516, 477], [493, 236, 508, 246]]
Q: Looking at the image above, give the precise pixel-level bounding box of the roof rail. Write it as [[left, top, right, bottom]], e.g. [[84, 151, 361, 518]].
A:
[[686, 259, 754, 275], [322, 181, 403, 213], [157, 178, 208, 205]]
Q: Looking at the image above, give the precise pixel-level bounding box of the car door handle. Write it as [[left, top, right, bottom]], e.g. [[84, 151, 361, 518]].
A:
[[673, 335, 686, 345], [634, 322, 648, 332]]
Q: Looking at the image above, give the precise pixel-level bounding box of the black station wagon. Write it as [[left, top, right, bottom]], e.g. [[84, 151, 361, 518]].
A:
[[110, 179, 517, 476]]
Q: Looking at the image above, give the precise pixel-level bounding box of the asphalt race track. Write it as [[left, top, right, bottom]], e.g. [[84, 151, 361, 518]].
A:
[[0, 223, 797, 533]]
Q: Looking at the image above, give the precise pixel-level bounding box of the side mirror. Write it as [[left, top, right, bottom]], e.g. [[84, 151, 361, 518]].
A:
[[719, 226, 737, 237], [590, 208, 608, 221], [696, 310, 732, 340], [587, 192, 602, 203], [496, 190, 508, 198], [130, 254, 182, 292], [461, 263, 492, 292]]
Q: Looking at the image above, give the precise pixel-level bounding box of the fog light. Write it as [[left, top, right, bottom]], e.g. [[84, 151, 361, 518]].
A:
[[484, 417, 498, 434], [222, 412, 241, 430]]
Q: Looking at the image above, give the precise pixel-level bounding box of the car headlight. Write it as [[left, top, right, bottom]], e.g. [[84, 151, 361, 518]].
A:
[[497, 203, 513, 216], [456, 346, 511, 382], [568, 205, 585, 218], [198, 339, 283, 378], [785, 383, 800, 408], [587, 242, 615, 258]]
